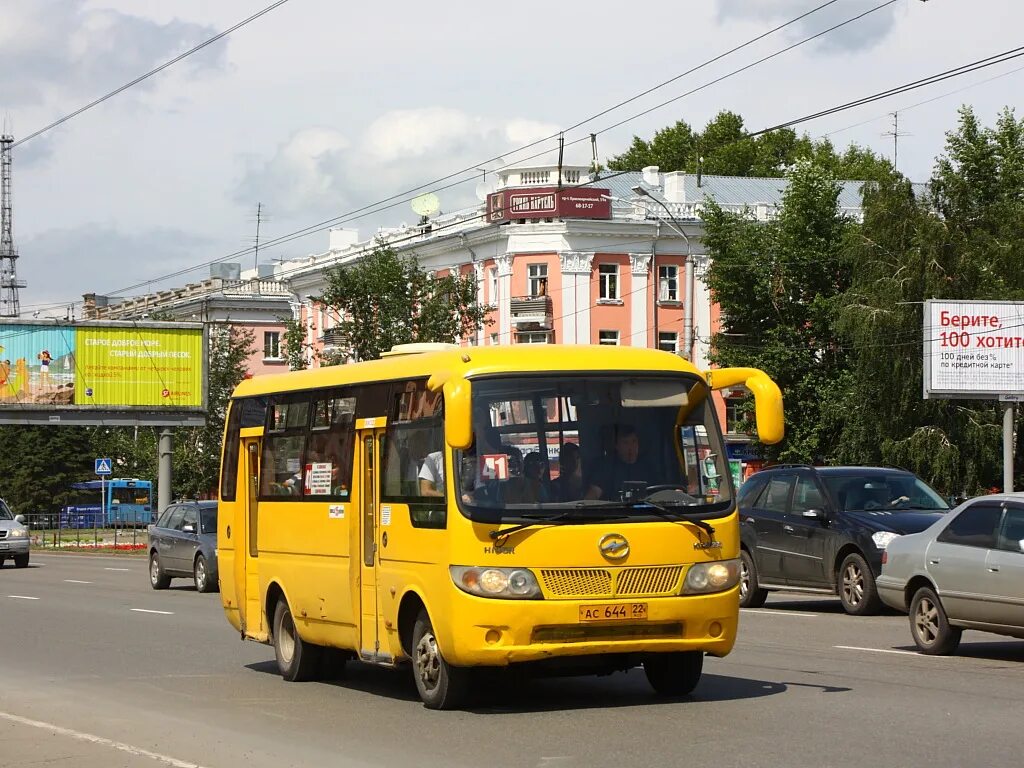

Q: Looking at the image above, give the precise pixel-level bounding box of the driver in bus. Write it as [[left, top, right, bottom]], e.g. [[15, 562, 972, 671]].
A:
[[584, 424, 647, 501]]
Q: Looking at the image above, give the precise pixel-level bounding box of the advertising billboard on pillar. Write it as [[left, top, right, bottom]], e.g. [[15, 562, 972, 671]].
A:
[[0, 319, 206, 424], [486, 186, 611, 223], [923, 300, 1024, 398]]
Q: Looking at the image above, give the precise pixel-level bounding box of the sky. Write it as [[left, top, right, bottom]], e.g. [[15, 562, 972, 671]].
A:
[[2, 0, 1023, 315]]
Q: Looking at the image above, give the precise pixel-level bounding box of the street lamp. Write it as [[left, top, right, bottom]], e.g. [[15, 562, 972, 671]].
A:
[[632, 185, 694, 362]]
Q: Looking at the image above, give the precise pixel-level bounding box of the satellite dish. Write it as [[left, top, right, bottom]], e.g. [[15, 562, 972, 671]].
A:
[[411, 192, 440, 218], [475, 178, 498, 201]]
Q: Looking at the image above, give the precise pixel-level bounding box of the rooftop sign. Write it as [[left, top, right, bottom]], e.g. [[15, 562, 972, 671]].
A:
[[923, 300, 1024, 398], [486, 186, 611, 224]]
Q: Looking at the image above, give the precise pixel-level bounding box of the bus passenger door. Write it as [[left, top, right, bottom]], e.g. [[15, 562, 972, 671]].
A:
[[358, 427, 387, 661], [238, 438, 265, 639]]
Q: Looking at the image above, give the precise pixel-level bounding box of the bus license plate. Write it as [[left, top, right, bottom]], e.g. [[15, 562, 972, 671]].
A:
[[579, 603, 648, 622]]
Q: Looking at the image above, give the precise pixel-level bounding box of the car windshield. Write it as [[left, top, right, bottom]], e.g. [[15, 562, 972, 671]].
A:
[[0, 500, 11, 520], [823, 474, 949, 512], [455, 374, 732, 521], [200, 507, 217, 534]]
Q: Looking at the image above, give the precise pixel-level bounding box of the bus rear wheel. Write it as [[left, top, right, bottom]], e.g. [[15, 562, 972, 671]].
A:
[[411, 609, 471, 710], [643, 651, 704, 697], [272, 599, 321, 682]]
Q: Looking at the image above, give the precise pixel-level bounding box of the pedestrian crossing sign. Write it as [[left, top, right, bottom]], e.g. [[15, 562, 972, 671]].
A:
[[95, 458, 112, 476]]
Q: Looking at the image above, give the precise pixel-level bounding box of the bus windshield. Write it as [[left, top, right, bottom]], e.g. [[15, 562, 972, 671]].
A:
[[455, 374, 731, 520]]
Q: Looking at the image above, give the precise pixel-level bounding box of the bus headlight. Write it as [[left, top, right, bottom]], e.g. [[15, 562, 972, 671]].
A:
[[450, 566, 541, 599], [683, 559, 740, 595]]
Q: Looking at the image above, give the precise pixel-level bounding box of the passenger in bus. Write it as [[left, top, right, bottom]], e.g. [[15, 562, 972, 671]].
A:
[[417, 427, 446, 497], [551, 442, 584, 501], [585, 424, 647, 501], [504, 451, 549, 504]]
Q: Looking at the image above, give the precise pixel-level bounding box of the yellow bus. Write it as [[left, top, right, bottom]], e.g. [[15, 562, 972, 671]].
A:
[[216, 343, 783, 708]]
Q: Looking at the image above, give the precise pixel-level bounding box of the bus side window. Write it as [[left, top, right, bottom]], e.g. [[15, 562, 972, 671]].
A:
[[220, 400, 243, 502], [260, 397, 310, 497]]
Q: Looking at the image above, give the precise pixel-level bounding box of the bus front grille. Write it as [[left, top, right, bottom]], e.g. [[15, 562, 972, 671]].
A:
[[539, 566, 685, 598], [540, 569, 612, 597]]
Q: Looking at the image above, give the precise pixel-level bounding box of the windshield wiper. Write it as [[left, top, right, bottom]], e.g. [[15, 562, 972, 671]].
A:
[[488, 512, 576, 541], [612, 497, 717, 541]]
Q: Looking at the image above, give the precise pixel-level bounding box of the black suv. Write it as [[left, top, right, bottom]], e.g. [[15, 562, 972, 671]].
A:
[[738, 466, 950, 615]]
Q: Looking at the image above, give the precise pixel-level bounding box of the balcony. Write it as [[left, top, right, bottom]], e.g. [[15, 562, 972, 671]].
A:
[[321, 327, 348, 351], [510, 295, 552, 329]]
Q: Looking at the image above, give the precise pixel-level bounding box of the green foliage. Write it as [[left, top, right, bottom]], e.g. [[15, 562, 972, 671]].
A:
[[281, 315, 309, 371], [704, 160, 855, 462], [609, 110, 892, 181], [837, 107, 1024, 494], [316, 241, 493, 362]]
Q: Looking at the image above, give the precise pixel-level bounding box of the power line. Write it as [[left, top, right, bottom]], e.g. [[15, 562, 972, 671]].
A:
[[11, 0, 296, 149], [67, 0, 882, 301]]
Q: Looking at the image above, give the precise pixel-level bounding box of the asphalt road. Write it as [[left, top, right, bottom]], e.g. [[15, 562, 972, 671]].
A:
[[1, 553, 1022, 768]]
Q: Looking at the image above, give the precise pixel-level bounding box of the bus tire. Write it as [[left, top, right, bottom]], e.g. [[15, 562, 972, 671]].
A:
[[411, 609, 471, 710], [14, 553, 29, 568], [643, 651, 704, 697], [193, 554, 215, 593], [272, 599, 321, 682], [149, 552, 171, 590]]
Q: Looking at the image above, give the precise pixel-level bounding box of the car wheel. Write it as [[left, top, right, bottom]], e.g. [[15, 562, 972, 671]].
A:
[[411, 609, 472, 709], [643, 652, 704, 697], [0, 558, 5, 568], [149, 552, 171, 590], [910, 586, 962, 655], [739, 549, 768, 608], [272, 599, 322, 682], [193, 554, 215, 593], [838, 552, 882, 616], [13, 553, 29, 568]]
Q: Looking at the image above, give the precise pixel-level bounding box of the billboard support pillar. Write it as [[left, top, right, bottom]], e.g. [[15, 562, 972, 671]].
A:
[[1003, 403, 1015, 493], [158, 429, 174, 516]]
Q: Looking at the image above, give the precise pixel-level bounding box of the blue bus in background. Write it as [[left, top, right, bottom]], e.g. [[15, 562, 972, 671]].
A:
[[62, 479, 154, 528]]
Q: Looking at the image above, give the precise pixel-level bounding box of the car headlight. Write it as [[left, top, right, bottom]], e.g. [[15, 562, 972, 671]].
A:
[[872, 531, 901, 549], [9, 527, 28, 539], [450, 566, 541, 599], [683, 559, 740, 595]]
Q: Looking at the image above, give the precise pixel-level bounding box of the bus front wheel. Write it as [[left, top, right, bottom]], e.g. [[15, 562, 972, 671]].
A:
[[643, 651, 703, 697], [272, 599, 321, 682], [411, 609, 471, 710]]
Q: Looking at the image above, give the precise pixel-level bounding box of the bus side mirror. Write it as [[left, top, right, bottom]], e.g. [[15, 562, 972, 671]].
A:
[[441, 377, 473, 450], [706, 367, 784, 445]]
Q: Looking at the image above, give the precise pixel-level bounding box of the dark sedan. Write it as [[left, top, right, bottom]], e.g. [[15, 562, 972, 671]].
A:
[[148, 500, 218, 592]]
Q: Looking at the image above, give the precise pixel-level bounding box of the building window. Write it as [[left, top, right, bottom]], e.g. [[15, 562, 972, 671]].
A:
[[659, 265, 679, 302], [599, 264, 619, 300], [598, 330, 619, 345], [488, 267, 497, 302], [725, 397, 744, 434], [528, 264, 548, 297], [516, 331, 550, 344], [490, 333, 499, 346], [264, 331, 282, 360], [658, 332, 678, 353]]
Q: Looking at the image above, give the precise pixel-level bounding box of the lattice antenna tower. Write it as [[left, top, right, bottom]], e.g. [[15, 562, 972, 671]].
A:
[[0, 134, 26, 317]]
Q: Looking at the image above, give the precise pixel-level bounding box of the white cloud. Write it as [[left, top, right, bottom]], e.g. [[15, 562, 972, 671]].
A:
[[234, 108, 562, 221], [716, 0, 902, 52], [0, 0, 225, 107]]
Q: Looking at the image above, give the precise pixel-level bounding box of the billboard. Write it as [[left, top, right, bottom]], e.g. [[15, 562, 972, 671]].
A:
[[0, 320, 206, 425], [486, 187, 611, 223], [923, 300, 1024, 399]]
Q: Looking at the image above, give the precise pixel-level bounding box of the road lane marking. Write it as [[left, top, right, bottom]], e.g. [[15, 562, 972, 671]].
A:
[[131, 608, 174, 615], [104, 567, 131, 572], [64, 579, 93, 584], [742, 608, 819, 617], [7, 595, 40, 600], [835, 645, 930, 657], [0, 710, 209, 768]]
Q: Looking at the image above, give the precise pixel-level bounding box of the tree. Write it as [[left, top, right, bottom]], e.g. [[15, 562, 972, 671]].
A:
[[316, 241, 493, 362], [703, 159, 856, 462], [837, 107, 1024, 494], [609, 110, 893, 181], [281, 315, 310, 371]]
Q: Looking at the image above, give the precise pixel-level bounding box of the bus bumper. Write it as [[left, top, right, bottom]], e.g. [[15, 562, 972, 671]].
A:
[[438, 587, 738, 667]]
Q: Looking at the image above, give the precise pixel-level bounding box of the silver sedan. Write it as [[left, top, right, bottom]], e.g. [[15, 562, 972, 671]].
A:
[[877, 492, 1024, 654]]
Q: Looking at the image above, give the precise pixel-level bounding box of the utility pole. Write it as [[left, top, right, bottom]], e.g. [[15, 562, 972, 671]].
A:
[[0, 134, 27, 318], [882, 112, 910, 172]]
